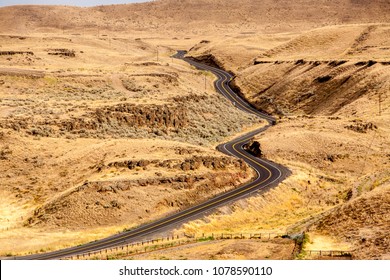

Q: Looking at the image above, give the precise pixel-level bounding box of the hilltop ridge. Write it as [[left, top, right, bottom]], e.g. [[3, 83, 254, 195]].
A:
[[1, 0, 390, 35]]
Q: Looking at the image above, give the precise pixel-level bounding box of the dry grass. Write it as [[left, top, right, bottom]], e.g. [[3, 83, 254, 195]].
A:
[[176, 164, 342, 236], [1, 0, 390, 259], [232, 24, 390, 117], [310, 183, 390, 260], [127, 239, 295, 260], [172, 24, 389, 260], [1, 0, 390, 36], [0, 129, 254, 255], [0, 32, 260, 256]]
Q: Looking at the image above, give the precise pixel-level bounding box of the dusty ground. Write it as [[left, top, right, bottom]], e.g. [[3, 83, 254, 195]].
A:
[[1, 0, 389, 259], [127, 239, 295, 260]]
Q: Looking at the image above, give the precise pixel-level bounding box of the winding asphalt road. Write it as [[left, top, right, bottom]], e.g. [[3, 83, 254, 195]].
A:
[[15, 51, 289, 260]]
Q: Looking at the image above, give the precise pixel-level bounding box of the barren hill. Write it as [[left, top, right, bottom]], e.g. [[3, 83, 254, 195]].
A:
[[182, 22, 390, 259], [312, 182, 390, 259], [193, 24, 390, 117], [1, 0, 390, 34], [1, 0, 389, 260]]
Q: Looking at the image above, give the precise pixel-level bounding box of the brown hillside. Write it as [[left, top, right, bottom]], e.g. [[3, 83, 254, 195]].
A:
[[1, 0, 390, 35], [0, 33, 258, 255], [1, 0, 389, 260], [311, 183, 390, 259], [229, 24, 390, 117], [176, 24, 390, 259]]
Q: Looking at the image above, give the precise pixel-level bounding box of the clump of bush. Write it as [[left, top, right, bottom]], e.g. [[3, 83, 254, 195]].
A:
[[0, 145, 12, 160], [345, 120, 377, 133], [28, 126, 54, 137]]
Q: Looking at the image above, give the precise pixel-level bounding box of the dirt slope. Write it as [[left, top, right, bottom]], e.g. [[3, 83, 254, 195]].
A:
[[0, 34, 259, 255], [230, 24, 390, 117], [1, 0, 390, 260], [177, 24, 390, 259], [312, 183, 390, 259]]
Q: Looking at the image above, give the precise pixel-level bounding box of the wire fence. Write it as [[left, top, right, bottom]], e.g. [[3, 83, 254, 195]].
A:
[[62, 232, 284, 260], [61, 232, 353, 260], [305, 250, 353, 259]]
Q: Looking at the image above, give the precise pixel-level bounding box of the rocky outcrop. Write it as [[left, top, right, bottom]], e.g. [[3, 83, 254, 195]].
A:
[[103, 155, 248, 172], [0, 51, 34, 56], [0, 103, 188, 135], [243, 140, 262, 157], [187, 54, 223, 69], [47, 48, 75, 57], [345, 120, 377, 133], [92, 103, 187, 129]]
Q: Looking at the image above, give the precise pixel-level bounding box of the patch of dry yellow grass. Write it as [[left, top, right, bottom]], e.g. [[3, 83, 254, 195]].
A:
[[128, 239, 295, 260], [0, 225, 131, 256]]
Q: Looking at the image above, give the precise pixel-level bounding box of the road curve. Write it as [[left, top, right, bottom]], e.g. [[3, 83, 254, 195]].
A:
[[15, 51, 289, 260]]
